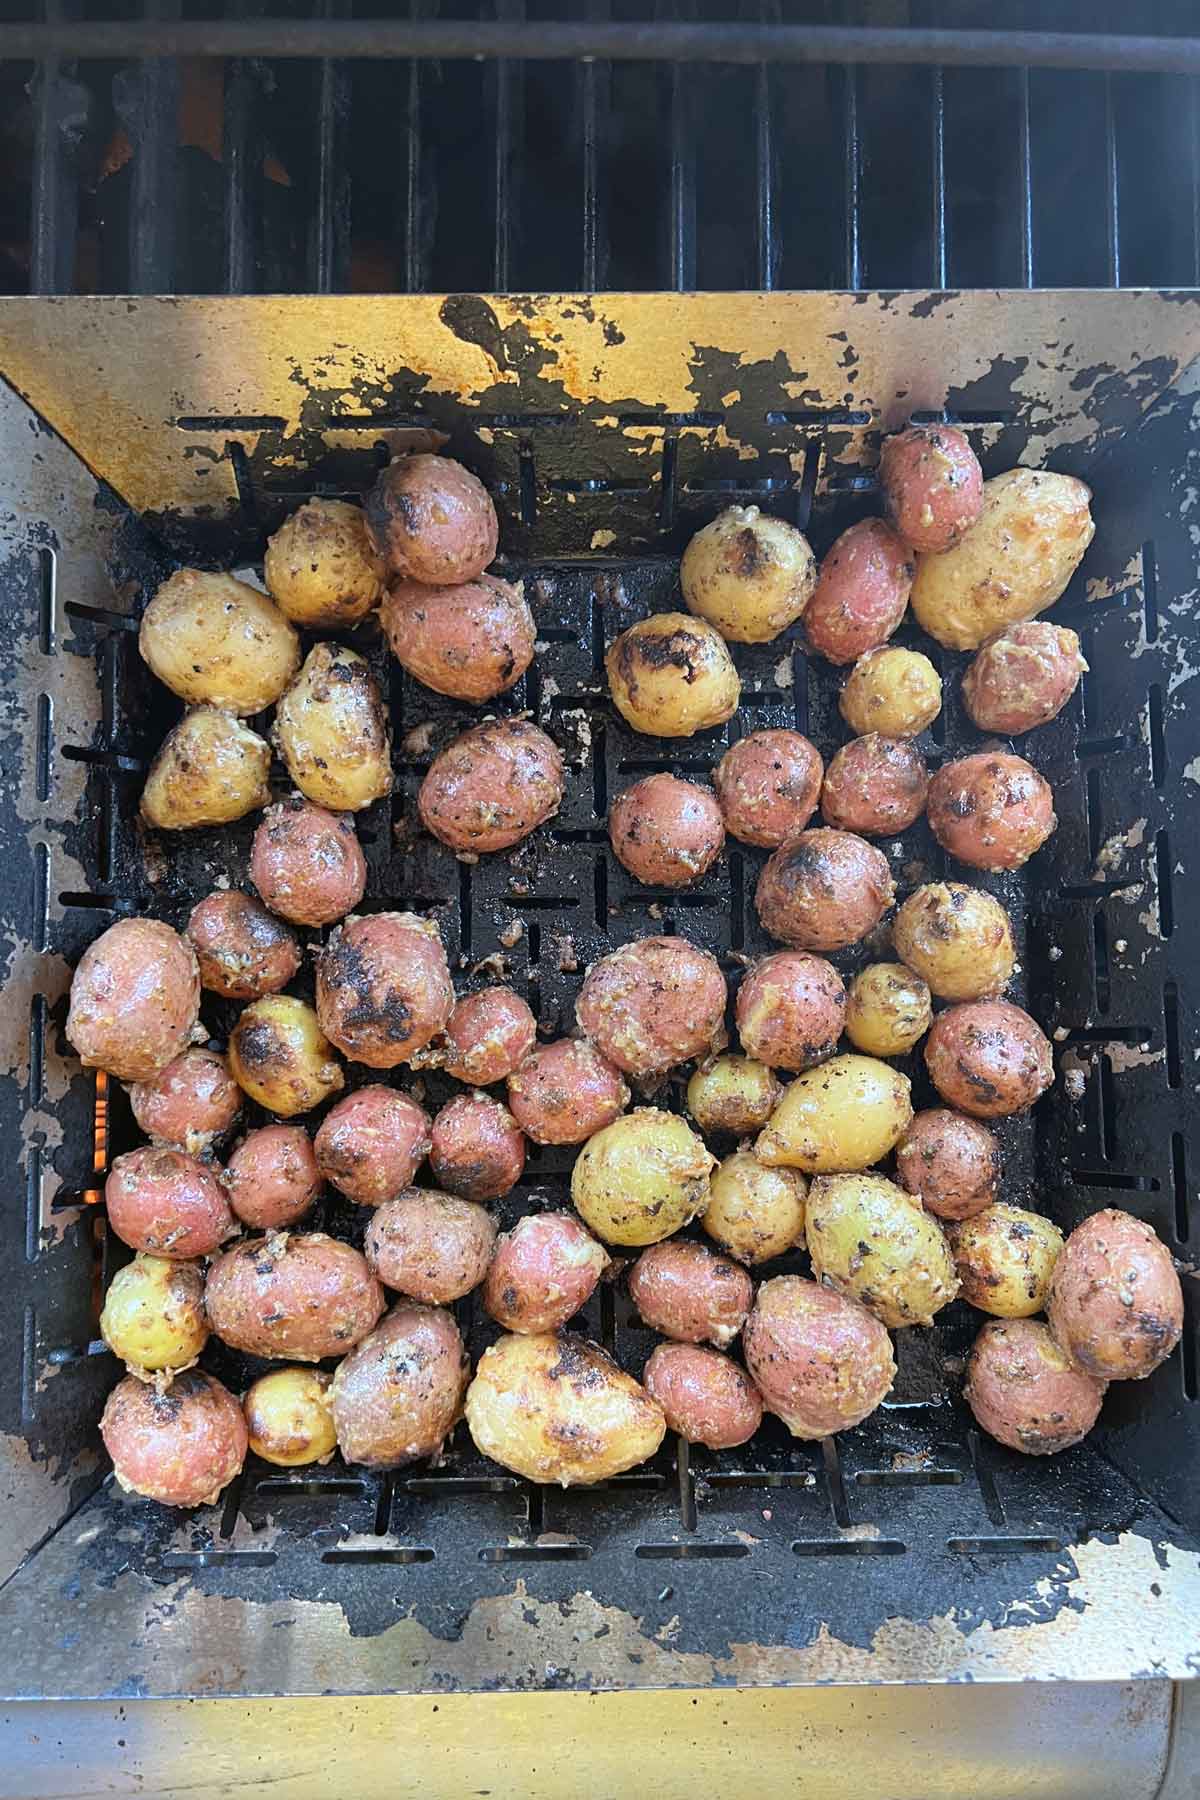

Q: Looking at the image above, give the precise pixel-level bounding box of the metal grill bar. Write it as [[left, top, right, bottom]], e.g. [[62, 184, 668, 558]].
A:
[[1018, 65, 1034, 286], [28, 0, 80, 294], [843, 64, 861, 288], [931, 65, 946, 286]]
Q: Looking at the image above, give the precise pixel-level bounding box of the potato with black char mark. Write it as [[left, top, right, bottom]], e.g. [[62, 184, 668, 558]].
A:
[[315, 912, 454, 1069], [186, 891, 301, 1001], [879, 423, 984, 553], [314, 1085, 432, 1206], [101, 1370, 247, 1508], [250, 798, 366, 928], [965, 1318, 1106, 1455], [366, 453, 498, 585], [643, 1343, 763, 1449], [713, 729, 823, 848], [205, 1231, 385, 1361], [806, 1172, 959, 1328], [264, 498, 384, 627], [844, 963, 931, 1058], [924, 1000, 1053, 1118], [743, 1276, 895, 1440], [755, 828, 894, 951], [139, 568, 299, 714], [927, 752, 1056, 872], [330, 1302, 470, 1470], [680, 505, 817, 643], [429, 1092, 526, 1202], [506, 1038, 629, 1145], [228, 994, 344, 1117], [381, 573, 534, 702], [483, 1211, 609, 1333], [418, 719, 564, 854], [274, 642, 391, 814], [105, 1147, 238, 1259], [68, 916, 201, 1083], [129, 1048, 242, 1157], [894, 1109, 999, 1221], [606, 612, 740, 738], [575, 935, 726, 1079], [820, 734, 928, 837], [686, 1054, 781, 1136], [702, 1152, 807, 1265], [627, 1240, 752, 1347], [572, 1107, 716, 1247], [1047, 1208, 1183, 1381], [243, 1367, 336, 1467], [221, 1123, 321, 1230], [365, 1188, 497, 1305], [839, 646, 942, 740], [608, 773, 724, 888], [141, 707, 271, 832], [949, 1203, 1063, 1318], [892, 882, 1015, 1002], [100, 1254, 208, 1379], [735, 950, 846, 1073], [804, 520, 914, 665]]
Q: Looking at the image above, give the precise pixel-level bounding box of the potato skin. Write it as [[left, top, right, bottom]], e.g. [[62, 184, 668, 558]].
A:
[[807, 1172, 958, 1328], [429, 1092, 526, 1201], [139, 569, 299, 714], [465, 1331, 666, 1485], [314, 1086, 432, 1206], [106, 1147, 238, 1259], [330, 1302, 469, 1469], [879, 423, 984, 553], [506, 1038, 629, 1145], [186, 891, 301, 1000], [575, 935, 726, 1078], [743, 1276, 895, 1439], [571, 1107, 716, 1247], [925, 1000, 1053, 1118], [927, 752, 1056, 872], [713, 729, 823, 849], [228, 995, 345, 1116], [804, 520, 914, 666], [263, 498, 384, 628], [606, 612, 740, 738], [365, 453, 498, 585], [965, 1318, 1106, 1456], [702, 1152, 807, 1265], [911, 468, 1095, 650], [643, 1344, 763, 1449], [892, 881, 1015, 1002], [820, 734, 928, 837], [686, 1055, 782, 1136], [839, 646, 942, 739], [99, 1254, 208, 1377], [381, 573, 534, 702], [755, 828, 895, 951], [949, 1203, 1064, 1318], [609, 774, 724, 888], [1047, 1208, 1183, 1381], [894, 1109, 999, 1221], [205, 1231, 385, 1361], [439, 987, 537, 1086], [315, 912, 454, 1069], [243, 1367, 336, 1467], [962, 621, 1087, 734], [680, 505, 817, 644], [141, 706, 272, 832], [68, 917, 201, 1083], [844, 963, 932, 1058], [250, 798, 366, 928], [221, 1124, 321, 1230], [483, 1211, 609, 1333], [101, 1370, 247, 1507], [627, 1240, 752, 1347], [735, 951, 846, 1073], [418, 719, 565, 853], [129, 1049, 242, 1157], [756, 1054, 912, 1175], [274, 643, 392, 813], [366, 1188, 497, 1304]]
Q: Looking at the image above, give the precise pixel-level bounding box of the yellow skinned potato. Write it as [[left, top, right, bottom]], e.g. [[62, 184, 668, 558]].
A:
[[949, 1203, 1064, 1318], [807, 1172, 959, 1328], [139, 569, 300, 713], [140, 707, 271, 832], [99, 1254, 208, 1379], [839, 646, 942, 739], [892, 882, 1016, 1003], [274, 643, 391, 812], [701, 1151, 807, 1264], [844, 963, 932, 1057], [680, 505, 817, 643], [228, 994, 344, 1117], [606, 612, 740, 738], [755, 1053, 912, 1174], [264, 499, 384, 627], [571, 1107, 716, 1247], [687, 1055, 782, 1135], [243, 1367, 337, 1466]]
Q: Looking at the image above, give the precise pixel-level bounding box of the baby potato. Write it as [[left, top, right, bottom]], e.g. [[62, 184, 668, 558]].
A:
[[643, 1343, 763, 1449], [221, 1124, 321, 1230], [701, 1151, 807, 1265], [139, 568, 300, 714], [228, 995, 344, 1117], [911, 467, 1095, 650], [141, 707, 271, 832], [894, 1109, 999, 1221], [962, 621, 1087, 735], [274, 642, 392, 813], [482, 1211, 609, 1333], [927, 752, 1056, 872], [735, 950, 846, 1073], [756, 1053, 912, 1174], [315, 912, 454, 1069], [755, 828, 895, 952], [263, 498, 384, 628], [819, 734, 928, 837], [713, 729, 824, 849], [608, 773, 724, 889], [439, 986, 537, 1086], [465, 1331, 666, 1485], [804, 519, 914, 666], [965, 1318, 1106, 1456], [892, 882, 1016, 1002], [844, 963, 932, 1058], [380, 573, 534, 703], [366, 1188, 496, 1305], [205, 1231, 385, 1361], [68, 917, 202, 1083], [129, 1048, 242, 1157], [429, 1092, 526, 1202], [186, 891, 301, 1001], [627, 1240, 753, 1347], [807, 1172, 959, 1328], [687, 1054, 782, 1136], [314, 1086, 432, 1206], [949, 1203, 1064, 1318], [924, 1000, 1053, 1118], [250, 798, 366, 928], [100, 1370, 247, 1508], [506, 1038, 629, 1146], [606, 612, 740, 738], [680, 505, 817, 643], [878, 422, 984, 553], [575, 935, 727, 1079], [99, 1254, 208, 1378], [839, 646, 942, 739], [366, 453, 498, 585], [1047, 1208, 1183, 1382], [243, 1367, 336, 1467], [418, 719, 565, 854], [571, 1107, 716, 1247], [105, 1147, 237, 1259], [330, 1302, 470, 1469], [743, 1275, 895, 1439]]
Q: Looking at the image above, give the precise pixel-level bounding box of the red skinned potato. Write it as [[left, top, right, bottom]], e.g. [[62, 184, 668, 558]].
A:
[[430, 1092, 526, 1201], [330, 1302, 470, 1469], [925, 1000, 1053, 1118], [105, 1148, 237, 1258], [743, 1276, 895, 1440], [575, 935, 726, 1078], [221, 1124, 321, 1230], [965, 1318, 1106, 1456], [1047, 1208, 1183, 1382], [609, 774, 724, 889], [185, 892, 301, 1001], [129, 1049, 241, 1157], [250, 798, 366, 928], [366, 453, 498, 585], [315, 911, 454, 1069], [927, 752, 1056, 872], [895, 1109, 999, 1221], [627, 1240, 752, 1348], [314, 1085, 432, 1206], [418, 719, 565, 854], [365, 1189, 496, 1304], [437, 987, 537, 1086], [205, 1231, 385, 1361], [820, 734, 928, 837], [100, 1370, 247, 1508], [380, 573, 534, 703], [755, 828, 895, 951], [483, 1211, 608, 1333], [643, 1344, 763, 1449], [713, 729, 823, 849], [962, 621, 1087, 734], [735, 950, 846, 1073], [879, 423, 984, 553], [506, 1038, 629, 1145], [68, 917, 201, 1083], [804, 519, 914, 665]]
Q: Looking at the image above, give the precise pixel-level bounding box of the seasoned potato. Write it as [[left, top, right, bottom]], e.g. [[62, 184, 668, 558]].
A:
[[608, 773, 724, 888], [911, 468, 1095, 650], [105, 1147, 237, 1259], [894, 1109, 999, 1221], [643, 1343, 763, 1449], [892, 882, 1016, 1002], [949, 1203, 1064, 1318], [575, 935, 726, 1079], [186, 891, 300, 1001], [330, 1302, 469, 1469], [701, 1151, 807, 1265], [436, 986, 537, 1087], [962, 620, 1087, 734], [743, 1276, 895, 1439], [221, 1124, 321, 1230], [68, 917, 201, 1083], [263, 498, 384, 628], [924, 1000, 1053, 1118], [139, 568, 299, 714], [606, 612, 740, 738], [429, 1092, 526, 1201], [365, 453, 498, 585], [713, 729, 823, 848], [687, 1054, 782, 1136], [418, 719, 565, 853], [129, 1049, 241, 1157], [844, 963, 932, 1058], [314, 1086, 432, 1206], [465, 1331, 666, 1485], [205, 1231, 385, 1361], [627, 1240, 752, 1347], [755, 828, 895, 951], [839, 646, 942, 739], [141, 706, 271, 832], [819, 734, 928, 836], [243, 1367, 336, 1467], [315, 912, 454, 1068], [99, 1254, 208, 1378], [735, 950, 846, 1073], [965, 1318, 1106, 1456], [804, 519, 914, 665], [380, 573, 534, 703], [680, 505, 817, 643], [571, 1107, 716, 1247], [274, 643, 391, 813], [482, 1211, 609, 1333], [807, 1172, 958, 1328], [506, 1038, 629, 1145], [755, 1053, 912, 1174], [228, 995, 344, 1117], [1047, 1208, 1183, 1381], [927, 752, 1056, 872], [250, 798, 366, 928], [878, 423, 984, 553], [366, 1188, 497, 1305], [100, 1370, 247, 1508]]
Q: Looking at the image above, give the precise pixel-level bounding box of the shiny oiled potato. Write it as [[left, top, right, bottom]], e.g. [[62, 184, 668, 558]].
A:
[[804, 519, 914, 665], [263, 498, 384, 628], [99, 1254, 208, 1377], [680, 505, 817, 643], [627, 1240, 752, 1347], [331, 1302, 469, 1470], [743, 1276, 895, 1439], [819, 734, 928, 837], [806, 1172, 959, 1328], [506, 1038, 629, 1145], [365, 453, 498, 585], [380, 574, 534, 702], [429, 1092, 526, 1201], [962, 621, 1087, 734], [186, 891, 301, 1001], [687, 1055, 782, 1136], [314, 1086, 431, 1206], [1047, 1208, 1183, 1382], [141, 707, 271, 832], [713, 729, 823, 849], [891, 882, 1015, 1002], [139, 569, 300, 714], [129, 1048, 242, 1156], [608, 773, 724, 888], [605, 612, 740, 738], [642, 1344, 763, 1449], [315, 912, 454, 1069], [575, 935, 726, 1079], [839, 646, 942, 739], [250, 798, 366, 928], [274, 643, 391, 813], [735, 950, 846, 1073], [965, 1318, 1106, 1456], [100, 1370, 247, 1508], [949, 1203, 1064, 1318], [844, 963, 932, 1058], [105, 1148, 237, 1259], [205, 1231, 385, 1361], [927, 753, 1056, 872], [228, 995, 344, 1117], [924, 1000, 1053, 1118], [701, 1152, 807, 1265], [418, 719, 565, 854], [910, 468, 1095, 650], [755, 828, 895, 951], [68, 917, 201, 1083], [366, 1188, 497, 1305], [894, 1109, 999, 1221], [439, 987, 537, 1086], [243, 1367, 336, 1467], [755, 1054, 912, 1174], [465, 1331, 666, 1485], [571, 1107, 716, 1247], [482, 1211, 608, 1333], [878, 423, 984, 553], [221, 1124, 321, 1230]]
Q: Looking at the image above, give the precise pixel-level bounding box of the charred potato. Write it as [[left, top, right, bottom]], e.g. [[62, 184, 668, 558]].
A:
[[330, 1302, 470, 1469], [756, 1053, 912, 1174], [701, 1151, 807, 1265], [205, 1231, 385, 1361], [274, 643, 391, 813], [755, 828, 895, 951], [366, 453, 498, 585], [366, 1188, 497, 1305], [839, 646, 942, 739], [68, 917, 201, 1083], [878, 423, 984, 553], [380, 573, 534, 702], [894, 1109, 999, 1221], [680, 504, 817, 643], [314, 1085, 432, 1206], [571, 1107, 716, 1247], [506, 1038, 629, 1146], [221, 1124, 321, 1230], [438, 986, 537, 1087], [139, 568, 299, 714], [686, 1054, 782, 1136], [429, 1092, 526, 1201], [806, 1172, 959, 1328], [482, 1211, 609, 1333], [263, 498, 384, 628], [129, 1048, 242, 1157], [575, 935, 726, 1078], [105, 1147, 237, 1259], [605, 612, 740, 738], [250, 798, 367, 928], [844, 963, 932, 1058], [99, 1254, 208, 1378], [1047, 1208, 1183, 1381], [891, 882, 1016, 1002], [949, 1203, 1064, 1318], [228, 994, 345, 1116], [924, 1000, 1053, 1118], [186, 891, 301, 1001], [713, 728, 824, 849], [819, 734, 928, 837], [141, 707, 271, 831], [965, 1318, 1106, 1456], [962, 620, 1087, 734], [735, 950, 846, 1073], [627, 1240, 752, 1347], [804, 519, 914, 666], [418, 719, 565, 854], [315, 912, 454, 1069], [608, 773, 724, 889], [743, 1276, 895, 1439], [927, 752, 1056, 872], [100, 1370, 247, 1508], [643, 1344, 763, 1449], [243, 1367, 336, 1467]]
